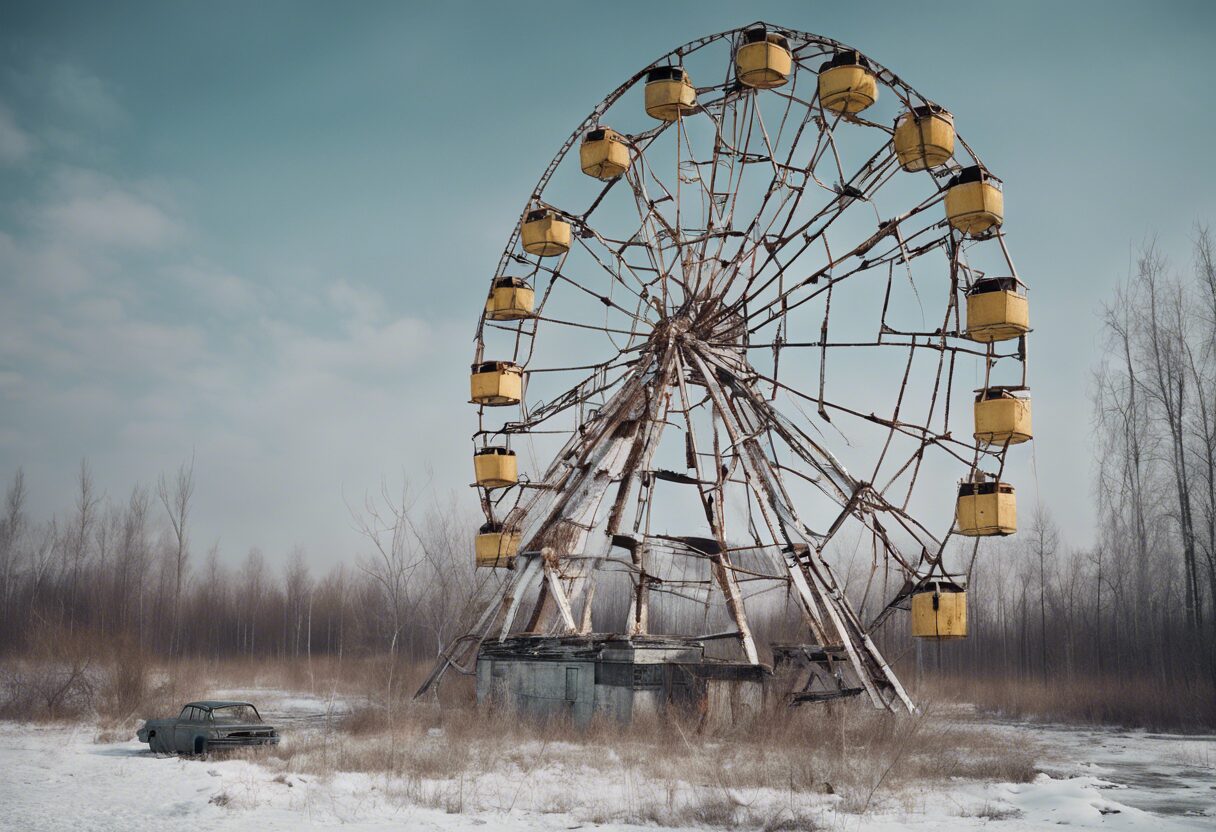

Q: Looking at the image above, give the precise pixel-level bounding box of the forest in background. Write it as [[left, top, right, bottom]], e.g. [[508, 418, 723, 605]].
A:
[[1, 229, 1214, 729]]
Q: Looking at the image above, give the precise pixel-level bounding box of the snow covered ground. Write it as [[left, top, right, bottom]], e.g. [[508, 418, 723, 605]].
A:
[[1, 694, 1213, 831]]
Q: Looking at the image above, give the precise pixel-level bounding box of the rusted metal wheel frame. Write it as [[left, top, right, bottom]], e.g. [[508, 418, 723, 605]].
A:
[[428, 22, 1029, 711]]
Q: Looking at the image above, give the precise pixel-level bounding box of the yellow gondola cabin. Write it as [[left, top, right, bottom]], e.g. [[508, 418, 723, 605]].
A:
[[910, 581, 967, 639], [474, 447, 517, 489], [893, 105, 955, 171], [476, 522, 521, 568], [818, 51, 878, 114], [580, 127, 630, 180], [974, 386, 1032, 446], [945, 166, 1004, 236], [485, 276, 535, 321], [956, 480, 1017, 536], [520, 208, 571, 257], [736, 28, 792, 89], [965, 277, 1029, 343], [470, 361, 523, 406], [645, 66, 696, 120]]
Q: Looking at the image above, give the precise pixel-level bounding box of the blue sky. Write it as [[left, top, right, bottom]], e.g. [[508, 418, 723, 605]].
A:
[[1, 1, 1214, 566]]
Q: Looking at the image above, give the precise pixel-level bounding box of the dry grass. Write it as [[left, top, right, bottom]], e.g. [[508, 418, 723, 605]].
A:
[[0, 626, 172, 724], [920, 673, 1216, 733], [0, 644, 416, 733], [4, 652, 1048, 826], [222, 677, 1041, 827]]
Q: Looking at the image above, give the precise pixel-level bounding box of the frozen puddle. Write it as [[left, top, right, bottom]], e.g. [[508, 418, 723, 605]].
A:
[[1013, 723, 1216, 823]]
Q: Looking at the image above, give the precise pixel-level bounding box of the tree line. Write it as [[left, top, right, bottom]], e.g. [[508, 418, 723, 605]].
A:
[[1, 229, 1213, 705], [0, 464, 495, 665]]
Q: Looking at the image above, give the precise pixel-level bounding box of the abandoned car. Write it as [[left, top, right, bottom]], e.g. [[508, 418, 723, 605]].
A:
[[136, 700, 279, 755]]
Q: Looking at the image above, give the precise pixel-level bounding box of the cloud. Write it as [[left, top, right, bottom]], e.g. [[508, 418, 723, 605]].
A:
[[327, 279, 384, 324], [167, 263, 259, 312], [46, 64, 124, 128], [0, 58, 471, 566], [36, 169, 182, 249], [275, 311, 433, 376], [0, 103, 33, 164], [0, 167, 185, 297], [0, 230, 93, 294], [0, 293, 206, 383]]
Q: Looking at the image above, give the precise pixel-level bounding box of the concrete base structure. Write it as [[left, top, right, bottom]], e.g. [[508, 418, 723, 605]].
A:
[[476, 634, 768, 728]]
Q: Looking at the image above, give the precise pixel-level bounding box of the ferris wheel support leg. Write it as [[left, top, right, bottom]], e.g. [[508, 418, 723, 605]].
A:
[[684, 351, 792, 667], [690, 348, 906, 710], [532, 429, 648, 633], [499, 554, 545, 642], [766, 476, 916, 711], [859, 631, 915, 713], [578, 577, 596, 634], [710, 552, 760, 664], [605, 355, 676, 637], [517, 368, 655, 634], [685, 355, 762, 664], [796, 533, 916, 713], [542, 557, 579, 634], [624, 549, 650, 637]]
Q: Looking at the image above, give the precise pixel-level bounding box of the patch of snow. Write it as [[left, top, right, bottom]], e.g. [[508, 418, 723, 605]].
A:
[[1, 714, 1213, 830]]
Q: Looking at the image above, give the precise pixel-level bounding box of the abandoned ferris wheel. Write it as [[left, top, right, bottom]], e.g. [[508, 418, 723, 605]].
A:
[[419, 22, 1032, 713]]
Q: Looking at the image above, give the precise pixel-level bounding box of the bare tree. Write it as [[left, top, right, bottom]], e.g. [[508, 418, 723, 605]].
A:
[[1135, 245, 1201, 634], [352, 478, 429, 707], [158, 455, 195, 654], [239, 548, 266, 656], [1188, 225, 1216, 680], [66, 460, 100, 630], [1027, 507, 1060, 679], [283, 548, 312, 658], [117, 486, 151, 646], [0, 468, 27, 638], [406, 492, 497, 658]]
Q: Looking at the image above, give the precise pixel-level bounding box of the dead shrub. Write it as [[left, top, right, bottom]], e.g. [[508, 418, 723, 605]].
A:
[[679, 792, 741, 827], [0, 624, 97, 720], [96, 634, 150, 721], [341, 705, 392, 736]]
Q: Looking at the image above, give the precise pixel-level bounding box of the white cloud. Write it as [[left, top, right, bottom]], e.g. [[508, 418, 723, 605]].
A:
[[0, 295, 206, 383], [0, 61, 472, 565], [3, 167, 187, 296], [37, 173, 182, 249], [46, 64, 124, 128], [0, 230, 94, 295], [167, 263, 259, 311], [0, 103, 33, 164], [261, 301, 434, 381], [327, 279, 384, 324]]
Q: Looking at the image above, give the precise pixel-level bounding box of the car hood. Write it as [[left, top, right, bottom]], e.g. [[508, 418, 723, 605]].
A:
[[211, 723, 275, 732]]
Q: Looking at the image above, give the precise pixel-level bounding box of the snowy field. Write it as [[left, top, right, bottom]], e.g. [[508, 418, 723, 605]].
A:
[[1, 691, 1213, 831]]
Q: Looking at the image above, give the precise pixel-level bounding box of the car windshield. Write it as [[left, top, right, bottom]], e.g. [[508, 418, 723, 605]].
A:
[[210, 704, 261, 724]]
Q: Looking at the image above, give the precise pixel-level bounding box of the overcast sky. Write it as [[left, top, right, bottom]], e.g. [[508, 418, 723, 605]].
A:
[[1, 1, 1214, 569]]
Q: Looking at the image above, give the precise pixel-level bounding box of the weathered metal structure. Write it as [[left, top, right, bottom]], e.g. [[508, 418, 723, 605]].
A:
[[418, 22, 1032, 721], [477, 635, 765, 728]]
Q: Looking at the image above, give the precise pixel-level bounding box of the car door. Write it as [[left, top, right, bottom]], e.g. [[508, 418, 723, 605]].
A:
[[173, 707, 198, 753]]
